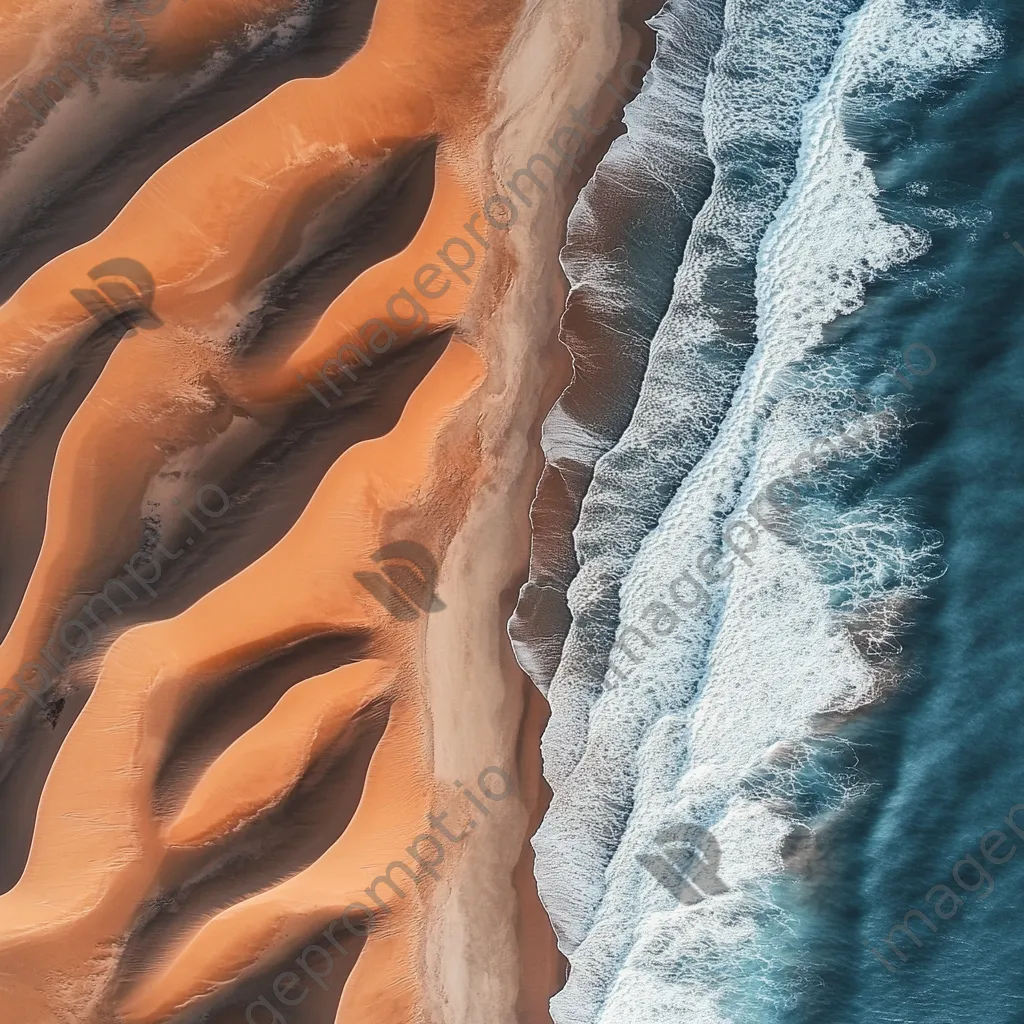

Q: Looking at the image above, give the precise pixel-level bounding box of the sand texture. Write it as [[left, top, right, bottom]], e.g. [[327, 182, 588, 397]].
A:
[[0, 0, 651, 1020]]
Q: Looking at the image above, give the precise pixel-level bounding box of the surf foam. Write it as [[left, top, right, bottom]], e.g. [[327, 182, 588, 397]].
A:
[[530, 2, 1000, 1022]]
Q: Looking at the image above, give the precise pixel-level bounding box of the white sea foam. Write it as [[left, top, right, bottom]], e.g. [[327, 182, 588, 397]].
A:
[[536, 0, 861, 985], [542, 0, 861, 800], [534, 2, 1000, 1023]]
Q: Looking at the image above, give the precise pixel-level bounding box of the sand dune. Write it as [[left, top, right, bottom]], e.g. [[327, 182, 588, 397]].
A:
[[0, 0, 652, 1018]]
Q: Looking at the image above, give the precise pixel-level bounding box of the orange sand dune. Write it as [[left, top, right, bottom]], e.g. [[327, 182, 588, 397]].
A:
[[0, 0, 652, 1017], [0, 341, 484, 1020], [0, 0, 327, 246], [0, 154, 476, 749], [0, 0, 503, 739]]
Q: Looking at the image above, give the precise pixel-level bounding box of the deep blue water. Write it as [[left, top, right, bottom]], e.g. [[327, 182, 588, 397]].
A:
[[782, 4, 1024, 1020]]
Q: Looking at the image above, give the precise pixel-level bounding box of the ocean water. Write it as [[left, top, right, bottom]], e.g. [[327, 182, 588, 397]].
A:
[[520, 0, 1024, 1021]]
